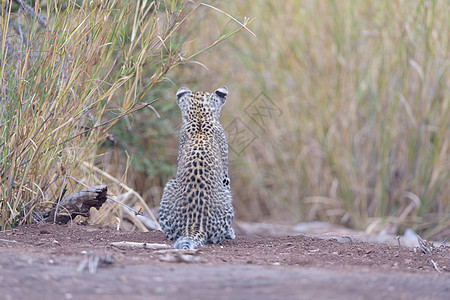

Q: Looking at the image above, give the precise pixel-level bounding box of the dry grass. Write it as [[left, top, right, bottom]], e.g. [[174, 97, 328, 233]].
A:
[[5, 0, 446, 240], [0, 0, 250, 230], [165, 0, 449, 238]]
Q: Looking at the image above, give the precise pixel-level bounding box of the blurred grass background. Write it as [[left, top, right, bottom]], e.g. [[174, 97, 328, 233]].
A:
[[1, 0, 448, 240], [106, 0, 449, 239]]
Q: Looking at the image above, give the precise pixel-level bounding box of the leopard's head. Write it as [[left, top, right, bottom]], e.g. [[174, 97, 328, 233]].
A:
[[176, 87, 228, 126]]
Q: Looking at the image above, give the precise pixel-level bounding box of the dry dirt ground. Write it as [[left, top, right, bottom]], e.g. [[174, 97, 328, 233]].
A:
[[0, 223, 449, 300]]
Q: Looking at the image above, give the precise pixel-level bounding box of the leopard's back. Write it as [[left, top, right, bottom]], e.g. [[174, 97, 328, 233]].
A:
[[159, 87, 235, 249]]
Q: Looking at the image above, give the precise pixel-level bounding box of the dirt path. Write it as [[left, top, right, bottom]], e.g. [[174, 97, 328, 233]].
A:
[[0, 223, 449, 299]]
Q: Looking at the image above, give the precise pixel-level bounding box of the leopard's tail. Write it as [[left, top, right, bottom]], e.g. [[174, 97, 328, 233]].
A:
[[173, 237, 197, 249], [173, 233, 205, 250]]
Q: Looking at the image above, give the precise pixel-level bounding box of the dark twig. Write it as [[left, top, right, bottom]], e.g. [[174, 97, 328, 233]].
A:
[[107, 196, 142, 216], [62, 99, 159, 144], [53, 184, 67, 221], [53, 174, 68, 223]]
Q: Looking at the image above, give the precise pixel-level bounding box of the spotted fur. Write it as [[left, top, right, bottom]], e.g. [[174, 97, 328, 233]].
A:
[[159, 86, 235, 249]]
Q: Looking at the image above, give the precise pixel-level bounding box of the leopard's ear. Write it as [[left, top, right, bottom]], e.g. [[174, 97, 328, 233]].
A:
[[214, 86, 228, 108], [176, 87, 191, 106]]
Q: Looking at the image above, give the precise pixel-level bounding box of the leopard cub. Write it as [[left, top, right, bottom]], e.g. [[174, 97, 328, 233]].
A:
[[159, 86, 235, 249]]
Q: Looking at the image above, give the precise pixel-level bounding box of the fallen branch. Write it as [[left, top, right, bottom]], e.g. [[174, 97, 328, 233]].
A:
[[417, 235, 433, 255], [158, 252, 206, 263], [136, 214, 160, 231], [83, 162, 160, 230], [154, 249, 200, 254], [43, 185, 108, 224], [110, 241, 171, 250], [428, 259, 441, 273], [0, 239, 17, 243]]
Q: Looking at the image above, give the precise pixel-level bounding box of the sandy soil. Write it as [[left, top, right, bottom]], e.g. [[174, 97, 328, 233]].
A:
[[0, 223, 449, 299]]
